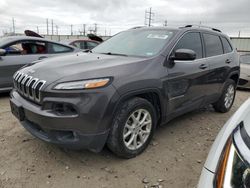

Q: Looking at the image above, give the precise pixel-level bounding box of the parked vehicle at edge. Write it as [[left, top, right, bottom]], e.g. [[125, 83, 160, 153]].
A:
[[198, 98, 250, 188], [60, 39, 100, 50], [10, 25, 240, 158], [0, 36, 80, 92], [238, 54, 250, 89]]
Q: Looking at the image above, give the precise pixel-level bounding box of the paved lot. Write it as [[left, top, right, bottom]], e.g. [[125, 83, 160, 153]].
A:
[[0, 90, 249, 188]]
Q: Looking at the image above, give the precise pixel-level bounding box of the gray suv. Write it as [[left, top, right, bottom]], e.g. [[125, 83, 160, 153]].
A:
[[10, 26, 240, 158]]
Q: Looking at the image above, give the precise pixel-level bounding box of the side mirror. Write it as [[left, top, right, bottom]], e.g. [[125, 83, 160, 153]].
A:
[[0, 49, 6, 56], [171, 49, 196, 61]]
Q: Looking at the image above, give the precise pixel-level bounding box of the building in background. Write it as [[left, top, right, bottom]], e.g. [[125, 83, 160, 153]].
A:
[[231, 37, 250, 55]]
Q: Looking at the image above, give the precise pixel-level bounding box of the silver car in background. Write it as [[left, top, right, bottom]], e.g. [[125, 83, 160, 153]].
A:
[[0, 36, 80, 92], [238, 54, 250, 89], [198, 98, 250, 188]]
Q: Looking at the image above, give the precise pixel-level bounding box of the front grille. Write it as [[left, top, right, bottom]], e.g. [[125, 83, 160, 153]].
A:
[[13, 71, 46, 103]]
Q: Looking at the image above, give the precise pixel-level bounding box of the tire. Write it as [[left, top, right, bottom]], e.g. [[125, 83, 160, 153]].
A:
[[213, 79, 236, 113], [107, 97, 157, 158]]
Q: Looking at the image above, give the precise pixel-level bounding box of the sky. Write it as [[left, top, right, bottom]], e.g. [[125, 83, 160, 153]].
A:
[[0, 0, 250, 37]]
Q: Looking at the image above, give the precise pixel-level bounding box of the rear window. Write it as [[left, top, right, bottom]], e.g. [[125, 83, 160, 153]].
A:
[[221, 37, 233, 53], [48, 43, 73, 53], [203, 34, 223, 57]]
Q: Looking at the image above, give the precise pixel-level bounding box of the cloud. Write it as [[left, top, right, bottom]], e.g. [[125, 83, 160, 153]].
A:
[[0, 0, 249, 36]]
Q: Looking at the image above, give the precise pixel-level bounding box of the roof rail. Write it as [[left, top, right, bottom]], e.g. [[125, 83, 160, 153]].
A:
[[129, 26, 146, 30], [182, 25, 222, 33]]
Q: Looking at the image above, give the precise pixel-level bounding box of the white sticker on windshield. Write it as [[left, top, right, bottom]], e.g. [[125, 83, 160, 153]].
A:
[[147, 34, 169, 39], [146, 52, 153, 56]]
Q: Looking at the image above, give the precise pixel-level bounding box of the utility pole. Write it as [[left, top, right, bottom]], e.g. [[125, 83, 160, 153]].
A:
[[36, 26, 39, 33], [70, 25, 73, 35], [51, 19, 54, 35], [83, 24, 86, 36], [238, 30, 241, 38], [94, 23, 97, 35], [199, 21, 202, 27], [56, 25, 59, 35], [164, 20, 168, 27], [12, 18, 15, 34], [46, 18, 49, 35], [145, 8, 154, 27]]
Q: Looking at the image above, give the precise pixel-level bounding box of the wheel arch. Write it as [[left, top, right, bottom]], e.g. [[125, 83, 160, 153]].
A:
[[112, 89, 166, 126]]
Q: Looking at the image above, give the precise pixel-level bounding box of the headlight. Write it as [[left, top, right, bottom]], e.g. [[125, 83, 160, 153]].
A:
[[215, 137, 250, 188], [54, 78, 110, 90]]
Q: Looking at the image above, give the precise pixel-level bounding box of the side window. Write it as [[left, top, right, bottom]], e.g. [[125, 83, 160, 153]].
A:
[[48, 43, 73, 53], [203, 34, 223, 57], [221, 37, 233, 54], [86, 41, 98, 50], [174, 32, 203, 59], [4, 41, 47, 55], [72, 41, 81, 49]]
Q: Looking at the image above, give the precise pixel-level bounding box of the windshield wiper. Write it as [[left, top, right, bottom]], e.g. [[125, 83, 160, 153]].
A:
[[100, 52, 128, 57]]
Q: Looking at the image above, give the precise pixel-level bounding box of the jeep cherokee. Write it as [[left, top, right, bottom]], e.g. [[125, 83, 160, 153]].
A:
[[10, 26, 240, 158]]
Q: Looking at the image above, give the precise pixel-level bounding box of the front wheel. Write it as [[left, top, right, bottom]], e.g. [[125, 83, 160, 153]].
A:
[[107, 97, 157, 158], [213, 79, 236, 113]]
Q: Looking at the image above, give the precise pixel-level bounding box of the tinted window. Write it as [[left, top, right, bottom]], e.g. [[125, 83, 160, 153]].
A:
[[203, 34, 223, 57], [92, 29, 176, 57], [72, 41, 81, 49], [86, 41, 98, 49], [174, 32, 203, 59], [221, 37, 233, 53], [4, 41, 47, 55], [48, 43, 73, 53]]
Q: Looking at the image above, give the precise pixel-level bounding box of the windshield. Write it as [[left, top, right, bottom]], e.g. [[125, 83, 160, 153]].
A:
[[240, 54, 250, 64], [92, 29, 176, 57]]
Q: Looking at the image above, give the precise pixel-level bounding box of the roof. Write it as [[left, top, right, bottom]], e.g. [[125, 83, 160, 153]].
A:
[[130, 26, 227, 37], [60, 39, 100, 45]]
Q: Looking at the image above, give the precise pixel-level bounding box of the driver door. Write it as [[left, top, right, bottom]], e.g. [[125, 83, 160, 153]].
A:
[[166, 32, 210, 117]]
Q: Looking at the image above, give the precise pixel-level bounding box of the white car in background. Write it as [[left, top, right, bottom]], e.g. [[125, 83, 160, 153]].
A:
[[238, 54, 250, 89], [198, 98, 250, 188]]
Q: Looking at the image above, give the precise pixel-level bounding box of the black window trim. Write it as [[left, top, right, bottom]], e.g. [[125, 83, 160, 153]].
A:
[[220, 36, 233, 54]]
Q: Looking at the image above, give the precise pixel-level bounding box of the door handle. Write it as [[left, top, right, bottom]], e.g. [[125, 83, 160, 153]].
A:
[[199, 64, 208, 69], [38, 56, 48, 60], [225, 59, 231, 64]]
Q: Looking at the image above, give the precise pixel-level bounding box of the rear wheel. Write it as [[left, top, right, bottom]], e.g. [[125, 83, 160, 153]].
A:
[[107, 97, 157, 158], [213, 79, 236, 113]]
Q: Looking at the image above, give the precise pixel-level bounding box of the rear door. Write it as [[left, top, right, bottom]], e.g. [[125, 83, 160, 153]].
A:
[[202, 33, 234, 101], [167, 32, 210, 115], [0, 40, 47, 89]]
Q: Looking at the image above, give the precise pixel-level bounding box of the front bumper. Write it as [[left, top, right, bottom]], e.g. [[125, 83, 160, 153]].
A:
[[10, 88, 118, 152]]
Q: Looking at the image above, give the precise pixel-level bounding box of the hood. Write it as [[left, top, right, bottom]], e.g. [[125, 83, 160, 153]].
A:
[[20, 52, 148, 86]]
